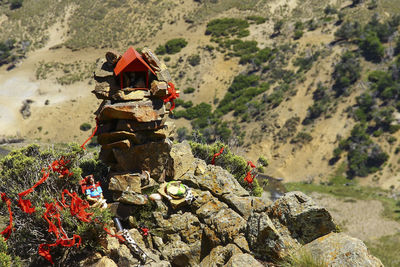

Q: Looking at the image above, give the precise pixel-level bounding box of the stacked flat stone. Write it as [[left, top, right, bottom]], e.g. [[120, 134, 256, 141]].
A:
[[91, 47, 176, 206]]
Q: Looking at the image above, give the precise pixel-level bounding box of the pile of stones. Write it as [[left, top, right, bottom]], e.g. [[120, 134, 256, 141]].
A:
[[91, 47, 177, 206]]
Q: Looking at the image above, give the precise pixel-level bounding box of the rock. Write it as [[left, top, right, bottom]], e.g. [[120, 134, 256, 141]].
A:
[[141, 47, 163, 71], [102, 139, 131, 150], [88, 256, 118, 267], [150, 80, 169, 98], [115, 244, 141, 266], [222, 194, 252, 220], [199, 244, 242, 267], [112, 140, 174, 181], [145, 261, 172, 267], [170, 141, 195, 180], [194, 160, 207, 176], [268, 191, 336, 244], [117, 191, 148, 205], [161, 240, 192, 267], [303, 232, 383, 267], [98, 99, 164, 122], [111, 89, 150, 101], [233, 234, 250, 253], [116, 119, 164, 132], [20, 99, 33, 119], [246, 212, 300, 260], [224, 253, 264, 267], [99, 130, 168, 146], [251, 196, 271, 213], [99, 147, 117, 165], [108, 173, 142, 193], [156, 65, 172, 82], [211, 207, 247, 244], [108, 202, 135, 220], [178, 165, 249, 198]]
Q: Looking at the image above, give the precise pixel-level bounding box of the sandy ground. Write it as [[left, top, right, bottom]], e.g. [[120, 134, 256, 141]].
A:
[[311, 192, 400, 242]]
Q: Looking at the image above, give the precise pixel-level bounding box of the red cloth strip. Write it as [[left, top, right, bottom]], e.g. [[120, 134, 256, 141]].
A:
[[104, 227, 126, 243], [211, 147, 224, 165], [244, 161, 257, 185], [162, 82, 179, 111], [0, 193, 13, 240], [61, 189, 92, 223], [80, 118, 99, 150]]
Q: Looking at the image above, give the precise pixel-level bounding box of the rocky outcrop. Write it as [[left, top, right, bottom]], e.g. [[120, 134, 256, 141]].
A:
[[87, 141, 382, 267], [303, 232, 383, 267]]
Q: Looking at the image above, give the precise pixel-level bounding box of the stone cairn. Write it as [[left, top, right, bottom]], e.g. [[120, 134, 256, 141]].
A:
[[91, 47, 177, 207]]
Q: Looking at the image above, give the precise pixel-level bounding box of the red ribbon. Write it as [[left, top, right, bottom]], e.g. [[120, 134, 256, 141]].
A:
[[0, 193, 13, 240], [211, 147, 224, 165], [244, 161, 257, 185], [80, 118, 99, 150], [162, 82, 180, 111]]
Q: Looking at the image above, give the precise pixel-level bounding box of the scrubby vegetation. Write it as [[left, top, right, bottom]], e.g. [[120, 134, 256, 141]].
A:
[[0, 144, 111, 265], [156, 38, 188, 55], [189, 141, 263, 196]]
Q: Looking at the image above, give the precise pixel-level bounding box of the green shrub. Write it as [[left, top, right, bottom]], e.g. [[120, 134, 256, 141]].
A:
[[257, 156, 268, 167], [359, 31, 384, 62], [177, 127, 189, 142], [80, 122, 91, 131], [324, 4, 337, 15], [10, 0, 23, 10], [293, 51, 320, 73], [332, 51, 361, 95], [165, 38, 188, 54], [291, 132, 313, 144], [246, 15, 266, 24], [206, 18, 250, 38], [155, 44, 167, 55], [183, 87, 196, 94], [293, 30, 303, 40], [334, 21, 361, 40], [273, 20, 284, 34], [187, 54, 201, 66]]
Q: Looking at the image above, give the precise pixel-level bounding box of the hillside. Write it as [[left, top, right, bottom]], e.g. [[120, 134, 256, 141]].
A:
[[1, 0, 400, 191], [1, 1, 400, 264]]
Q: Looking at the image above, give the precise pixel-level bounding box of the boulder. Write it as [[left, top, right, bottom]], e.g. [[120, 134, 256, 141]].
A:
[[161, 240, 192, 267], [199, 244, 242, 267], [268, 191, 336, 244], [108, 173, 142, 193], [303, 232, 383, 267], [112, 140, 174, 181], [116, 191, 148, 205], [177, 165, 249, 198], [170, 141, 196, 180], [246, 212, 300, 260], [224, 253, 264, 267], [87, 256, 118, 267]]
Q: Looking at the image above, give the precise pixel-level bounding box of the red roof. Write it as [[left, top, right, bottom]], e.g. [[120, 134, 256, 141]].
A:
[[114, 47, 156, 76]]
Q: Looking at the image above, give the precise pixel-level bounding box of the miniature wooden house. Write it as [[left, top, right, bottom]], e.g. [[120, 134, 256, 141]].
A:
[[114, 47, 156, 90]]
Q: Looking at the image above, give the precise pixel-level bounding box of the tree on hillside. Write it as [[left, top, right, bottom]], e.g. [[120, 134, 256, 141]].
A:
[[359, 31, 384, 62], [332, 51, 362, 95], [334, 21, 361, 41]]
